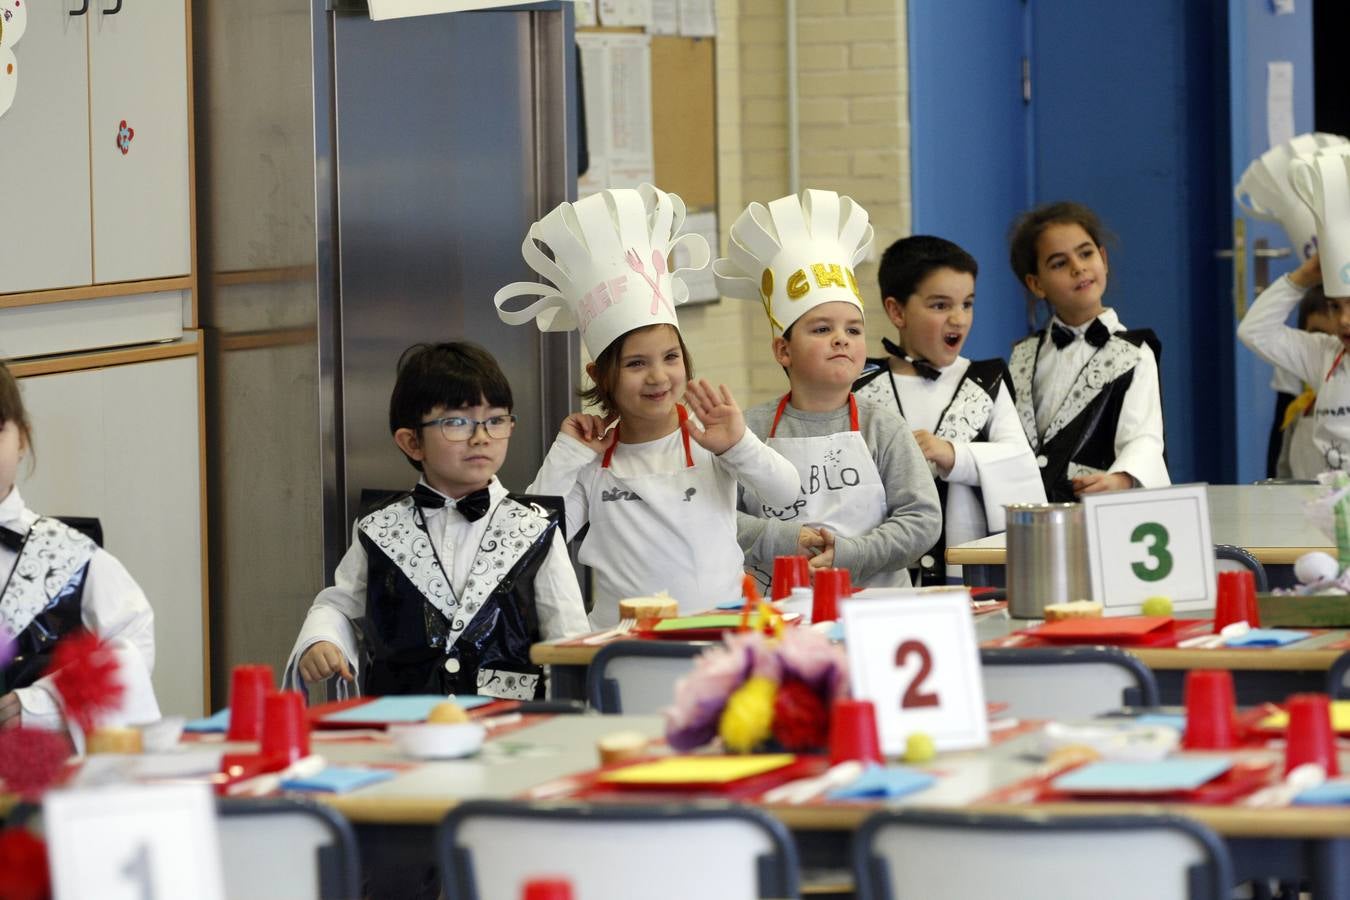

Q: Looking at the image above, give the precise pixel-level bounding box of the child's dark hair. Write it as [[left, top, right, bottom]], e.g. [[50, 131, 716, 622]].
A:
[[1298, 284, 1333, 330], [1008, 201, 1114, 317], [581, 324, 693, 418], [389, 342, 512, 470], [0, 361, 34, 467], [878, 235, 979, 307]]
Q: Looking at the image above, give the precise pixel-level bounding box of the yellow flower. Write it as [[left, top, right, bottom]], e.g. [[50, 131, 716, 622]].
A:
[[719, 676, 778, 753]]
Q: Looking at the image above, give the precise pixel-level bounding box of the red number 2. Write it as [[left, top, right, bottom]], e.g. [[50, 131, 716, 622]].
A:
[[895, 639, 940, 709]]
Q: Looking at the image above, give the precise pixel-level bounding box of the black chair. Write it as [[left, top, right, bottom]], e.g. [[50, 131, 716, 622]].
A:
[[217, 797, 361, 900], [1214, 543, 1269, 592], [440, 800, 800, 900], [853, 809, 1232, 900], [586, 640, 706, 714], [981, 646, 1159, 719]]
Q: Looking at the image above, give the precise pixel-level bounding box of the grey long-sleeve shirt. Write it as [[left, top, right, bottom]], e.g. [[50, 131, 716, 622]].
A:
[[736, 397, 943, 586]]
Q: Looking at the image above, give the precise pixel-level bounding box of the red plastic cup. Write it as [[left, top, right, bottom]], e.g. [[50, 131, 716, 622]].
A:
[[771, 555, 808, 601], [1182, 670, 1236, 749], [1239, 571, 1261, 628], [813, 568, 851, 624], [1284, 693, 1341, 776], [521, 879, 574, 900], [828, 698, 884, 765], [226, 664, 275, 741], [1212, 571, 1249, 633], [260, 690, 310, 764]]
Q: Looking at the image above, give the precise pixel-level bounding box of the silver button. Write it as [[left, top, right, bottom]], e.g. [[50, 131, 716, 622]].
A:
[[1036, 454, 1048, 468], [920, 555, 936, 569], [444, 658, 460, 674]]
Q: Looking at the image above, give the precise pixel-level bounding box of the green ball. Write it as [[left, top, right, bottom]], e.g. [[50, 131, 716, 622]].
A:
[[904, 732, 936, 764], [1141, 596, 1173, 617]]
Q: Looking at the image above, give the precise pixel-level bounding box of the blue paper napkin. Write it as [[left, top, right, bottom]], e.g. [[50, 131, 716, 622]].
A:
[[1293, 781, 1350, 806], [1052, 758, 1233, 793], [281, 766, 395, 794], [1133, 713, 1187, 732], [184, 708, 231, 733], [320, 694, 493, 724], [1224, 628, 1311, 648], [827, 765, 936, 800]]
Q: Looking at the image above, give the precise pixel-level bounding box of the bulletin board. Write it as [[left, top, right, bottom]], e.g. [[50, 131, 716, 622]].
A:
[[651, 35, 717, 211]]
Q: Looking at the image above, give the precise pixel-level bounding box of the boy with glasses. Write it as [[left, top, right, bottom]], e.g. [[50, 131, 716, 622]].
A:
[[286, 342, 589, 700]]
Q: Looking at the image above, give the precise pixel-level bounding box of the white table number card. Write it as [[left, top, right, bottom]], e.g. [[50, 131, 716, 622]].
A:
[[842, 590, 989, 754], [1082, 483, 1215, 616], [45, 783, 225, 900]]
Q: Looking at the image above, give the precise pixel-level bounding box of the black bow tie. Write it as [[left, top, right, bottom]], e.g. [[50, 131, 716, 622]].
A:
[[412, 484, 491, 522], [881, 337, 941, 381], [0, 525, 24, 552], [1050, 318, 1111, 350]]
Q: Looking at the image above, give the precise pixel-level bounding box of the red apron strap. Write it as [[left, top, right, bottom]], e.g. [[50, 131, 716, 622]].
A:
[[600, 424, 621, 468], [677, 405, 694, 468], [768, 394, 791, 438], [1328, 349, 1346, 384], [848, 393, 860, 431]]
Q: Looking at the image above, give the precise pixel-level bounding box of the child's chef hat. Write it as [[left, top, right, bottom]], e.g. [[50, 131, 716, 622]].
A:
[[494, 184, 710, 358], [713, 189, 873, 335]]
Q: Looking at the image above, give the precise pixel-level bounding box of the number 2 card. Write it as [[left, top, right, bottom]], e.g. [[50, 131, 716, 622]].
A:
[[1082, 483, 1215, 616], [842, 590, 989, 754]]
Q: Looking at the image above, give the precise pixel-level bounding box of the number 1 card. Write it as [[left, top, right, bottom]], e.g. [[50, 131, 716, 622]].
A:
[[842, 590, 989, 754], [1082, 483, 1215, 616]]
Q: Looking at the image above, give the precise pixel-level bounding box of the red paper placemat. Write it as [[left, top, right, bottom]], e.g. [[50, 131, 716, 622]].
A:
[[976, 758, 1276, 806], [522, 755, 830, 803], [984, 619, 1214, 650]]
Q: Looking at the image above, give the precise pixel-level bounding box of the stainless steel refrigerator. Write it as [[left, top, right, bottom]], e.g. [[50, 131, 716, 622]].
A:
[[196, 0, 578, 700]]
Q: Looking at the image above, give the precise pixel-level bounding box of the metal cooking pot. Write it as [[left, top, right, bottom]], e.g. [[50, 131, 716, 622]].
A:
[[1005, 502, 1091, 619]]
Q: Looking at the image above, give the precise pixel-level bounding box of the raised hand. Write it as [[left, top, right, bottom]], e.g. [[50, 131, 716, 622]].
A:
[[299, 640, 355, 684], [1290, 252, 1323, 290], [1071, 472, 1134, 495], [0, 692, 20, 729], [561, 412, 617, 456], [682, 379, 746, 455]]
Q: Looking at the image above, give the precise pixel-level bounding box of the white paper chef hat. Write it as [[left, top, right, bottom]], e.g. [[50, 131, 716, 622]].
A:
[[494, 184, 710, 358], [713, 189, 873, 335]]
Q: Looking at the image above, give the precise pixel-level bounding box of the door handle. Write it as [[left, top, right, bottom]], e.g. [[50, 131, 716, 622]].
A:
[[1253, 246, 1293, 259], [70, 0, 89, 15], [1252, 239, 1291, 294], [104, 0, 123, 13]]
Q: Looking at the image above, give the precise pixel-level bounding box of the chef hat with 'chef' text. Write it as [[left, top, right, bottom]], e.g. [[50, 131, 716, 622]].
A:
[[494, 185, 710, 358], [713, 189, 873, 336]]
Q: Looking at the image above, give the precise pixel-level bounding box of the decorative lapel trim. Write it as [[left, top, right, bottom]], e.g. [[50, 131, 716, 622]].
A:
[[447, 496, 551, 646], [1009, 335, 1041, 447], [359, 497, 454, 621], [476, 667, 539, 701], [935, 377, 994, 445], [1042, 335, 1141, 444], [853, 371, 895, 412], [0, 514, 96, 639]]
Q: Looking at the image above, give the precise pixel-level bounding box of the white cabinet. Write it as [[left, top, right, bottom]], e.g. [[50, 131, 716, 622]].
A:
[[17, 343, 207, 717], [0, 1, 190, 294]]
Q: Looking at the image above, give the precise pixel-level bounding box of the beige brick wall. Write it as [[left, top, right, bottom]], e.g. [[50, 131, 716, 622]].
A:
[[675, 0, 912, 410]]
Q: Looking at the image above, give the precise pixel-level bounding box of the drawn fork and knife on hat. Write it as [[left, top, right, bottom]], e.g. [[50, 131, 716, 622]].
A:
[[625, 249, 675, 316]]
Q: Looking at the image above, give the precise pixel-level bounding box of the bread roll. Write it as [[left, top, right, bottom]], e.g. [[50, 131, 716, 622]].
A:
[[618, 593, 678, 620], [597, 730, 649, 765], [86, 726, 143, 755], [427, 701, 471, 724], [1043, 600, 1103, 623]]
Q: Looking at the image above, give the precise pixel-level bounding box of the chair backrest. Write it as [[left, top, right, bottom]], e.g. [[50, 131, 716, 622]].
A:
[[1330, 650, 1350, 699], [1213, 543, 1269, 592], [981, 647, 1159, 719], [853, 809, 1232, 900], [216, 798, 361, 900], [586, 640, 706, 714], [440, 800, 799, 900]]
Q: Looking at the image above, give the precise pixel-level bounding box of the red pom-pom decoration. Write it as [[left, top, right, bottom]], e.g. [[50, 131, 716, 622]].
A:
[[770, 677, 829, 752], [0, 727, 71, 800], [0, 827, 52, 900], [48, 631, 124, 732]]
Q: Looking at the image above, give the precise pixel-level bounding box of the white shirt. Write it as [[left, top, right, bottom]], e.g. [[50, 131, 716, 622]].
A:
[[1239, 275, 1350, 472], [285, 477, 590, 687], [1033, 308, 1169, 486], [887, 358, 1046, 573], [1, 487, 159, 735]]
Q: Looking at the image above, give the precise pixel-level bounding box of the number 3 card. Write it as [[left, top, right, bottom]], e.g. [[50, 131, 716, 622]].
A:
[[1082, 483, 1215, 616], [842, 590, 988, 754]]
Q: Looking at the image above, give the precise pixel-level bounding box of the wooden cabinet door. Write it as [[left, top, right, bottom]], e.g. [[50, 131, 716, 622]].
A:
[[0, 3, 91, 294], [87, 0, 190, 284], [19, 352, 206, 717]]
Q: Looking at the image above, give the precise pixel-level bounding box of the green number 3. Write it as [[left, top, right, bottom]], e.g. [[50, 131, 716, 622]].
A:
[[1130, 521, 1173, 581]]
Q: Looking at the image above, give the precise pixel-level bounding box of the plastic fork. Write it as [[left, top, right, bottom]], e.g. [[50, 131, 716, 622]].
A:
[[581, 618, 637, 645]]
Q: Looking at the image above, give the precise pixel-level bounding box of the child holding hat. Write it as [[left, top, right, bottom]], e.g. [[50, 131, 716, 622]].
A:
[[497, 185, 801, 627], [712, 190, 942, 592], [854, 236, 1044, 585]]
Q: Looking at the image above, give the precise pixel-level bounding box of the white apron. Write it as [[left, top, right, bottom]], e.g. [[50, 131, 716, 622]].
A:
[[744, 394, 896, 588], [579, 406, 745, 626]]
